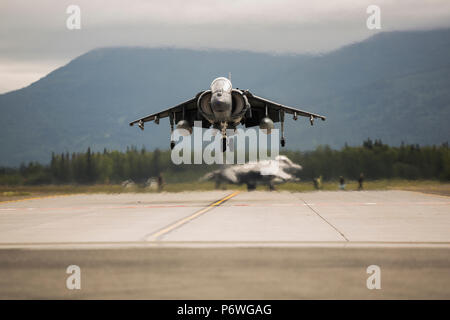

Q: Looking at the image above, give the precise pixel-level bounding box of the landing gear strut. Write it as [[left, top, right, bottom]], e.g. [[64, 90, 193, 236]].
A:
[[220, 121, 228, 152], [169, 113, 175, 150], [222, 137, 227, 152], [280, 110, 286, 147]]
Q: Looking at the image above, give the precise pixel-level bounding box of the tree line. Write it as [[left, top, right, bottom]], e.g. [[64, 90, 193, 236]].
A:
[[0, 139, 448, 185]]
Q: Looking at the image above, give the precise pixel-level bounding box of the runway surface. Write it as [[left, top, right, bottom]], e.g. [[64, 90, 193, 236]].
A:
[[0, 190, 449, 298]]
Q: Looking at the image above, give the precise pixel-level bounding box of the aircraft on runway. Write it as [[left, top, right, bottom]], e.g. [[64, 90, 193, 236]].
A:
[[201, 155, 302, 191], [130, 76, 326, 151]]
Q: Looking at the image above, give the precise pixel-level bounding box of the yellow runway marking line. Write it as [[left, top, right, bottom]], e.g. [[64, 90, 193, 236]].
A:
[[146, 191, 240, 241], [0, 193, 79, 204]]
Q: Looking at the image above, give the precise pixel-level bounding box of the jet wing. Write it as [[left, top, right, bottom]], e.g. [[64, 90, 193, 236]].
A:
[[129, 93, 204, 129], [242, 91, 326, 127]]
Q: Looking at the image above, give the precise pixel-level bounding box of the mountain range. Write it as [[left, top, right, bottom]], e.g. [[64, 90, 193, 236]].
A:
[[1, 28, 449, 166]]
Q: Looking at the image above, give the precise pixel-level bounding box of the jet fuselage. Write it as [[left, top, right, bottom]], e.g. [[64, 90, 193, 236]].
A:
[[209, 77, 233, 122]]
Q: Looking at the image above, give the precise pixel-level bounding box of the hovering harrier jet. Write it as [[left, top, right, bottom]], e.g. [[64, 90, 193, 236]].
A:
[[130, 77, 326, 151], [201, 155, 302, 191]]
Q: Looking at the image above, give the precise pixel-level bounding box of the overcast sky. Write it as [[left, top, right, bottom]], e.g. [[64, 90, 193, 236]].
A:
[[1, 0, 449, 93]]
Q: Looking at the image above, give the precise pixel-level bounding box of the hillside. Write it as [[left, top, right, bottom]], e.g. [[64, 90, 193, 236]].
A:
[[0, 29, 449, 166]]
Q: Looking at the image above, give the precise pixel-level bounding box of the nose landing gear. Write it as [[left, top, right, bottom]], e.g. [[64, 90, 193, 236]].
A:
[[222, 137, 227, 152], [220, 121, 228, 152]]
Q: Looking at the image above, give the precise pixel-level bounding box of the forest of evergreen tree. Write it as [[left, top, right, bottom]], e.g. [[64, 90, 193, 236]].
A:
[[0, 139, 448, 185]]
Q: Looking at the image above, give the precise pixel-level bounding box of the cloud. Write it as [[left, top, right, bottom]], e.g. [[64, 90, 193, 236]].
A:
[[1, 0, 450, 93]]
